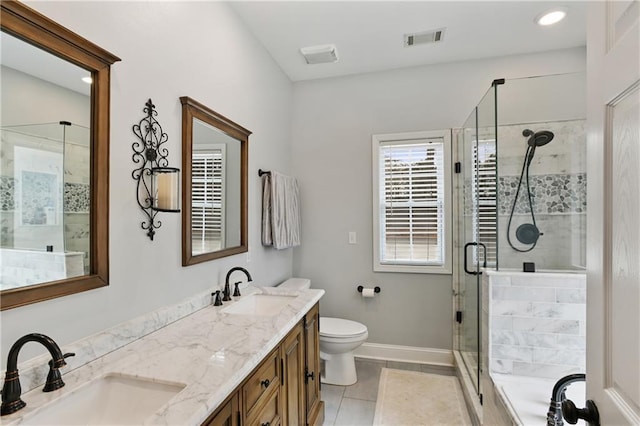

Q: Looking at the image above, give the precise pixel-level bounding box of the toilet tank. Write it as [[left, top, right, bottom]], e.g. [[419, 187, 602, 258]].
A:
[[278, 278, 311, 290]]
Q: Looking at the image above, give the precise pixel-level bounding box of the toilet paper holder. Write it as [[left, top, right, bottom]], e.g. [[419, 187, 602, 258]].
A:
[[357, 285, 381, 294]]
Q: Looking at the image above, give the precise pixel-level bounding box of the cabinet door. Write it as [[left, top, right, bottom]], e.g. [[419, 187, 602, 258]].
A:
[[304, 303, 323, 425], [281, 321, 305, 426], [202, 393, 239, 426]]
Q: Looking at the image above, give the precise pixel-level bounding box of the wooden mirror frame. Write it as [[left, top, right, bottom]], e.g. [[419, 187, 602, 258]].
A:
[[0, 1, 120, 310], [180, 96, 250, 266]]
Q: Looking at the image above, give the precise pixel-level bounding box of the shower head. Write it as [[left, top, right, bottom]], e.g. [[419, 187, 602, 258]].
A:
[[523, 129, 554, 147]]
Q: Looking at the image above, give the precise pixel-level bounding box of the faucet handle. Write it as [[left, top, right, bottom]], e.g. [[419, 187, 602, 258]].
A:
[[44, 353, 75, 392], [47, 352, 75, 368], [213, 290, 223, 306], [233, 281, 242, 297]]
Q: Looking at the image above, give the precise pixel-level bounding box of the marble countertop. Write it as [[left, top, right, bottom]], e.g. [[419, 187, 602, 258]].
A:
[[1, 285, 324, 425]]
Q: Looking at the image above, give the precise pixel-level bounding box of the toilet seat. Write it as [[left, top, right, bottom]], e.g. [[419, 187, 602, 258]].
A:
[[320, 317, 368, 339]]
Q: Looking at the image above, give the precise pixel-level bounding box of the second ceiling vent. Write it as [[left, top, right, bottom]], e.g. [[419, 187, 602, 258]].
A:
[[404, 28, 445, 47]]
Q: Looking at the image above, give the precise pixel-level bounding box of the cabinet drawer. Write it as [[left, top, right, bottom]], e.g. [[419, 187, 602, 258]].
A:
[[243, 349, 280, 418], [248, 386, 281, 426]]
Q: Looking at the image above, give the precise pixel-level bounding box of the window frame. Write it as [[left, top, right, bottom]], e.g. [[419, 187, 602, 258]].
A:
[[372, 130, 452, 274]]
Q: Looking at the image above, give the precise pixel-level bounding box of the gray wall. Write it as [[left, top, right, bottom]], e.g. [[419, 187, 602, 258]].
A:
[[290, 47, 586, 350], [1, 1, 295, 366]]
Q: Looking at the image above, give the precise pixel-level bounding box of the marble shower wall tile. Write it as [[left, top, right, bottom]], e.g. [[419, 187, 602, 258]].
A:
[[463, 119, 587, 270], [487, 271, 586, 378], [0, 248, 84, 289]]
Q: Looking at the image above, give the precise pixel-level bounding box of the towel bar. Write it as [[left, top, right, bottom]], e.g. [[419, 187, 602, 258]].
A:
[[258, 169, 271, 176]]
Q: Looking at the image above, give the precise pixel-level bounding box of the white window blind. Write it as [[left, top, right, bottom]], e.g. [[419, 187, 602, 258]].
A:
[[372, 130, 452, 274], [192, 148, 225, 254], [473, 140, 497, 264]]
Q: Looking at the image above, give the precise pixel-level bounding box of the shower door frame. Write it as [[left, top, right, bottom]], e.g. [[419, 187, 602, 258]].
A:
[[456, 80, 500, 401]]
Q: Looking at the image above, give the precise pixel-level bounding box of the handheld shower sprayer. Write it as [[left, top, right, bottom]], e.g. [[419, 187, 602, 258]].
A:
[[507, 129, 555, 252], [524, 129, 554, 166]]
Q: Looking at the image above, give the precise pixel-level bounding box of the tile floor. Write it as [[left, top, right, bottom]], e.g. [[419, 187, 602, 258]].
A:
[[322, 359, 456, 426]]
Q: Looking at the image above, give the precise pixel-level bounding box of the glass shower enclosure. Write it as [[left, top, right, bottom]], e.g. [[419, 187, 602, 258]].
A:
[[456, 72, 587, 402], [457, 81, 499, 394]]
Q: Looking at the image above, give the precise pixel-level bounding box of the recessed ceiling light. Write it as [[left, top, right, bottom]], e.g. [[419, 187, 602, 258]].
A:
[[536, 8, 568, 26], [82, 76, 93, 84]]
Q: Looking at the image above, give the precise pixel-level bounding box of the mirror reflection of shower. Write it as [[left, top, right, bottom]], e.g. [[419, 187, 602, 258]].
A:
[[506, 128, 555, 252], [0, 121, 90, 290]]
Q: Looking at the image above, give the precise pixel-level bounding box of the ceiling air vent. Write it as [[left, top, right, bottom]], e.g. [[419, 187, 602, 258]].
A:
[[404, 28, 445, 47], [300, 44, 339, 64]]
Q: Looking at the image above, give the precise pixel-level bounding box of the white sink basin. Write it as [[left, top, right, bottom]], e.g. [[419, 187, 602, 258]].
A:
[[222, 294, 296, 316], [20, 374, 185, 425]]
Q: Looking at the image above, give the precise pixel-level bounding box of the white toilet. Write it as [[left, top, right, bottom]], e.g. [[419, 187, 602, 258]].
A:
[[278, 278, 368, 386]]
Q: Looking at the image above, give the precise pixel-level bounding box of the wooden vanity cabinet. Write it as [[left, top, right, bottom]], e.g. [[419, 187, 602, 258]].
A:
[[303, 304, 323, 426], [202, 393, 239, 426], [281, 322, 305, 426], [201, 303, 323, 426]]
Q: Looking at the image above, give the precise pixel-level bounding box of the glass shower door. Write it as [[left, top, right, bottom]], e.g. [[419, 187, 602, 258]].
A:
[[459, 105, 482, 393], [458, 82, 498, 397]]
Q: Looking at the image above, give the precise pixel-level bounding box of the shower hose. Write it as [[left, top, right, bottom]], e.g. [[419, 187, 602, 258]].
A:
[[506, 144, 539, 253]]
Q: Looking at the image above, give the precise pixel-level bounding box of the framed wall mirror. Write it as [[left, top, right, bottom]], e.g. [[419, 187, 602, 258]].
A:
[[0, 2, 120, 310], [180, 97, 250, 266]]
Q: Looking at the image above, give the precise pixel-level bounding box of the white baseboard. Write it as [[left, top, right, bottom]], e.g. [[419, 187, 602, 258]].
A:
[[354, 342, 453, 366]]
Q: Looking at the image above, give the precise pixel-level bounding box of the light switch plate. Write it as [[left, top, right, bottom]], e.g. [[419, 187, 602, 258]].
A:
[[349, 231, 357, 244]]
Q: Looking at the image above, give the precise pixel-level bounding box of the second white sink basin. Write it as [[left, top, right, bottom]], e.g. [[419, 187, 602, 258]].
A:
[[222, 294, 296, 316], [20, 373, 184, 425]]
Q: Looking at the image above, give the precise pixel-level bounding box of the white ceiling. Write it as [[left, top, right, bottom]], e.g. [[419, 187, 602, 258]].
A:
[[229, 1, 587, 82], [1, 31, 91, 96]]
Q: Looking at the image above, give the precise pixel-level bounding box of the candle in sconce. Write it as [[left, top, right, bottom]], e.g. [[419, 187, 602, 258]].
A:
[[154, 170, 179, 210]]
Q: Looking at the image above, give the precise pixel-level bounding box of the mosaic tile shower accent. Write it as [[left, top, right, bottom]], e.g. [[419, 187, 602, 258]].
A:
[[64, 183, 90, 213], [0, 176, 14, 211], [0, 177, 89, 213], [1, 176, 90, 250], [463, 173, 586, 216], [499, 173, 586, 215]]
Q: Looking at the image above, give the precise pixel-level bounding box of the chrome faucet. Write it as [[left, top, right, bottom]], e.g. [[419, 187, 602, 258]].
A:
[[224, 266, 253, 300], [1, 333, 74, 416], [546, 373, 586, 426]]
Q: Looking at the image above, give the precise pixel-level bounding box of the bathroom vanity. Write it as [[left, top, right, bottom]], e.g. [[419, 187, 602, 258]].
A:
[[1, 286, 324, 425], [204, 303, 322, 426]]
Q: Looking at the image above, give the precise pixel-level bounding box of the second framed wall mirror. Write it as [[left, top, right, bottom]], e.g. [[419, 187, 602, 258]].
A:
[[180, 97, 250, 266]]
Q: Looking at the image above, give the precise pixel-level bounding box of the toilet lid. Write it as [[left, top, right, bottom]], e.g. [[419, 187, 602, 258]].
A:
[[320, 317, 367, 337]]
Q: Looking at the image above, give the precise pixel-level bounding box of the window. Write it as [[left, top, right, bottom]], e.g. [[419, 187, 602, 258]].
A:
[[372, 130, 452, 274], [473, 140, 497, 265], [191, 145, 225, 255]]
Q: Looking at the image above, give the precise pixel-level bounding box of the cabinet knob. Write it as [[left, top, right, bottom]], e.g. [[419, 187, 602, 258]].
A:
[[260, 378, 270, 388], [261, 422, 270, 426], [305, 370, 315, 382]]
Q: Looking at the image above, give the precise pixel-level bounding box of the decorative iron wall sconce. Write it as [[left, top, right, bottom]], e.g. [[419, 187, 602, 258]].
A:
[[132, 99, 180, 240]]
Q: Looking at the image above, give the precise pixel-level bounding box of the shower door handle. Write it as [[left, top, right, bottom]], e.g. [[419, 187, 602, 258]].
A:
[[464, 242, 481, 275]]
